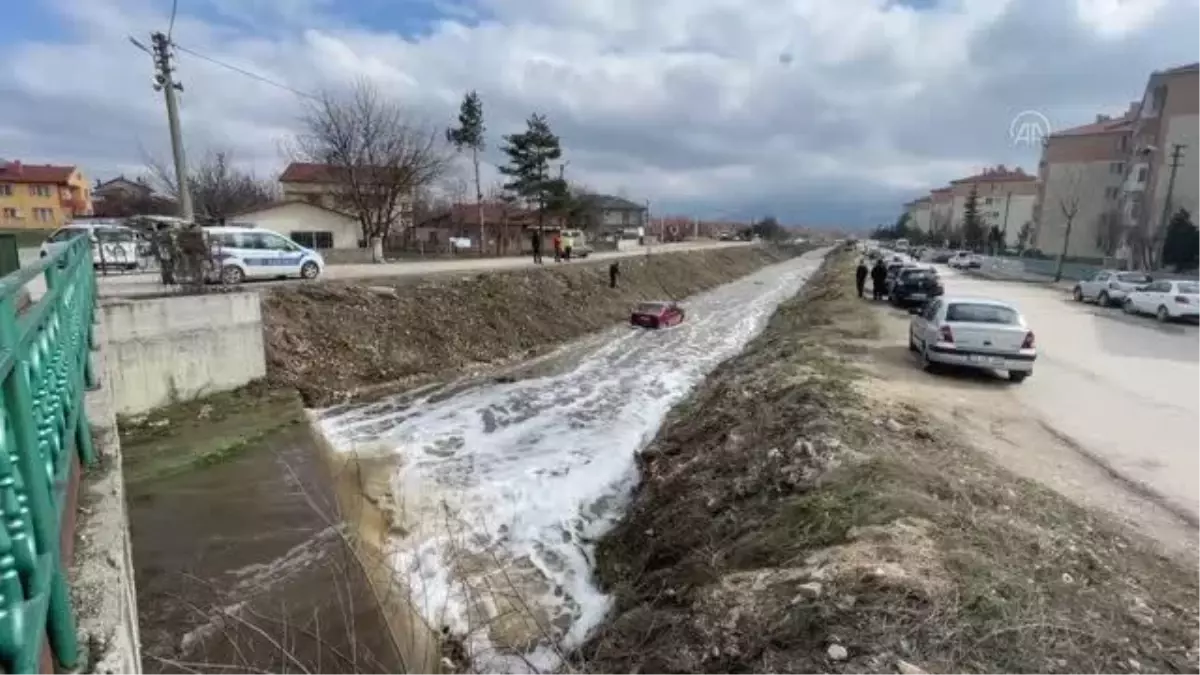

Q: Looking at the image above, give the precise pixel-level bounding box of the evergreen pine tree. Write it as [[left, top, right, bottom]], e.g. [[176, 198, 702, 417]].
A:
[[499, 114, 565, 232], [962, 185, 985, 250], [1162, 208, 1199, 273], [446, 91, 487, 253]]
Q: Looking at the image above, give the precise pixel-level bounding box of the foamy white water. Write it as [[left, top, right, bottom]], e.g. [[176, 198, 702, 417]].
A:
[[317, 249, 826, 672]]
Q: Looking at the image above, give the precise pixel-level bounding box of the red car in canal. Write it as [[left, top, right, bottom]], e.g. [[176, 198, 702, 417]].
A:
[[631, 301, 686, 329]]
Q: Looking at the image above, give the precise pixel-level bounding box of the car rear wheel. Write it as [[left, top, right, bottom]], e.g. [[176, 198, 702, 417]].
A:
[[221, 265, 245, 285], [908, 332, 918, 352], [1123, 298, 1136, 315], [301, 261, 320, 279], [1072, 287, 1082, 302], [1009, 371, 1029, 383], [920, 344, 938, 373], [1098, 291, 1110, 306], [1157, 305, 1170, 323]]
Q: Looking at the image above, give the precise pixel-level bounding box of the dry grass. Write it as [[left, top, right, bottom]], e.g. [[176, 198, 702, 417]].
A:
[[579, 251, 1200, 674]]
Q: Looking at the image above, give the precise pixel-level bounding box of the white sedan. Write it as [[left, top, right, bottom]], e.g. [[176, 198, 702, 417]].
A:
[[1122, 279, 1200, 322], [908, 296, 1036, 382]]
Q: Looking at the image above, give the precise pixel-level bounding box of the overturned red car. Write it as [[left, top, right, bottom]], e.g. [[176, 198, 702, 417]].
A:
[[631, 301, 685, 329]]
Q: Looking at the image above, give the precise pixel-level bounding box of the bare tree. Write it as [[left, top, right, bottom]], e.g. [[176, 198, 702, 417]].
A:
[[146, 150, 278, 223], [293, 79, 453, 261], [1094, 207, 1125, 258], [1053, 167, 1092, 281]]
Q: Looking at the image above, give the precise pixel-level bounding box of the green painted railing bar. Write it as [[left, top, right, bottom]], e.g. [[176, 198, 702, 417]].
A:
[[0, 237, 97, 673]]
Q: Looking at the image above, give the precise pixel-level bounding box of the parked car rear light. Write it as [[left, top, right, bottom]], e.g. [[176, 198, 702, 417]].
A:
[[939, 325, 954, 343], [1174, 295, 1191, 304], [1021, 331, 1035, 349]]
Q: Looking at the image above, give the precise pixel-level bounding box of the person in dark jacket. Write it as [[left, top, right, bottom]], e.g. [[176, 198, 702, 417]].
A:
[[855, 259, 869, 298], [871, 259, 888, 300], [609, 261, 620, 288], [531, 231, 543, 264]]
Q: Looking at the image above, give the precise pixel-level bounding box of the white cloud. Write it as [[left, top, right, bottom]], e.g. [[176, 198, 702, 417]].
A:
[[2, 0, 1196, 224]]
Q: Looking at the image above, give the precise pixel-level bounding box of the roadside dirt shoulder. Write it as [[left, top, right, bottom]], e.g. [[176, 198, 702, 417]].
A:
[[865, 302, 1198, 563], [263, 246, 797, 406], [581, 251, 1199, 674]]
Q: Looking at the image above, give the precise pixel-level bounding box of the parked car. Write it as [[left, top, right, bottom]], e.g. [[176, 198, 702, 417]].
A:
[[890, 266, 944, 307], [883, 261, 910, 294], [561, 229, 593, 258], [204, 226, 325, 284], [40, 222, 142, 270], [948, 251, 981, 269], [630, 301, 685, 329], [930, 250, 954, 264], [908, 296, 1036, 382], [1073, 270, 1153, 306], [1122, 279, 1200, 322]]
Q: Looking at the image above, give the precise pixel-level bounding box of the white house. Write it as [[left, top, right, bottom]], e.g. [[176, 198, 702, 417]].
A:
[[228, 200, 362, 250]]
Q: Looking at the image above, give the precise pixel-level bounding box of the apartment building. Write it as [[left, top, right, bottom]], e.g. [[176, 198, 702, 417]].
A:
[[949, 165, 1038, 248], [0, 160, 92, 229], [1119, 62, 1198, 266], [930, 187, 953, 235], [905, 197, 932, 232], [1032, 110, 1136, 259]]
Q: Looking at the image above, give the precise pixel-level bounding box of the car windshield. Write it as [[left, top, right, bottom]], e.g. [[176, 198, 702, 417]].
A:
[[94, 228, 136, 243], [1177, 282, 1199, 294], [635, 303, 666, 314], [1117, 273, 1151, 283], [946, 303, 1019, 325], [49, 228, 88, 243]]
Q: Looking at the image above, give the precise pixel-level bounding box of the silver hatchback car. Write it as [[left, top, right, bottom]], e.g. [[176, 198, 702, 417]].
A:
[[1073, 270, 1152, 307]]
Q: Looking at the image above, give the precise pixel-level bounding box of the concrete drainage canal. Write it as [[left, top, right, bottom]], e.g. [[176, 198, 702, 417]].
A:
[[312, 250, 826, 672]]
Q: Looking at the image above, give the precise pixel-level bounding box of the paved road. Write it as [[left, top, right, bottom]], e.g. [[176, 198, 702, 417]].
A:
[[936, 266, 1200, 523], [90, 240, 752, 298]]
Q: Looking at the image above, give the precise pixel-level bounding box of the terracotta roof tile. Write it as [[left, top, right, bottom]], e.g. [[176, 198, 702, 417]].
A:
[[0, 161, 76, 184], [950, 165, 1035, 184]]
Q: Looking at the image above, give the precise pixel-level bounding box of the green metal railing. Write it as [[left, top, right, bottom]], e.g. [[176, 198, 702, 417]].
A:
[[0, 238, 96, 673]]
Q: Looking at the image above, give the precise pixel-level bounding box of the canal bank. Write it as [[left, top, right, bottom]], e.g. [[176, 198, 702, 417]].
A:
[[312, 251, 829, 671], [115, 244, 817, 673]]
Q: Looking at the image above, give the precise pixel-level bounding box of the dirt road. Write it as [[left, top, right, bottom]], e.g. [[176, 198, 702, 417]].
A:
[[866, 267, 1198, 559]]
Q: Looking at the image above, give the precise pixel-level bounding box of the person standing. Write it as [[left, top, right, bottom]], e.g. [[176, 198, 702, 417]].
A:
[[531, 230, 543, 264], [552, 232, 563, 262], [871, 259, 888, 301], [609, 261, 620, 288], [855, 258, 869, 298], [563, 232, 574, 261]]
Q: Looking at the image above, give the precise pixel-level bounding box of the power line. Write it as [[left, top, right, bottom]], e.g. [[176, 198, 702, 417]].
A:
[[170, 41, 318, 99], [167, 0, 179, 39]]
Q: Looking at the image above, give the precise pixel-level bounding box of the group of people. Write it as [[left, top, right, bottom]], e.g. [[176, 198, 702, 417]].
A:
[[855, 258, 890, 300], [529, 230, 621, 288], [530, 231, 576, 264]]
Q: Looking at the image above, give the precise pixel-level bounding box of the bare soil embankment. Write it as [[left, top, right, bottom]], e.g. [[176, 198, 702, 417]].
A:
[[263, 246, 797, 406], [579, 251, 1199, 674]]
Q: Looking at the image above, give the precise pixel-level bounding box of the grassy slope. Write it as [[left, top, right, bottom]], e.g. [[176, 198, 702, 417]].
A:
[[581, 250, 1198, 674]]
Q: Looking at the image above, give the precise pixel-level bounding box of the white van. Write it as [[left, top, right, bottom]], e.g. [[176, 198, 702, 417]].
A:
[[560, 229, 592, 257], [204, 226, 325, 284]]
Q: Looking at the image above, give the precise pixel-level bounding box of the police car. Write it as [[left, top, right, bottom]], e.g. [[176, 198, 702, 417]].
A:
[[203, 226, 325, 284], [40, 221, 142, 270]]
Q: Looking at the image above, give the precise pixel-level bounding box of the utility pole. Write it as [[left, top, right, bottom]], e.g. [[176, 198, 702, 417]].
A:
[[1001, 190, 1012, 250], [149, 31, 194, 222], [1156, 144, 1186, 265]]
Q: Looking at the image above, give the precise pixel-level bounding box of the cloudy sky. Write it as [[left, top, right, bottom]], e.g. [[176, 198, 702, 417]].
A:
[[1, 0, 1196, 227]]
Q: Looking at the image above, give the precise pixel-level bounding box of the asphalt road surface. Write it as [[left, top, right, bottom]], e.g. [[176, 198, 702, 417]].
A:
[[938, 266, 1199, 525]]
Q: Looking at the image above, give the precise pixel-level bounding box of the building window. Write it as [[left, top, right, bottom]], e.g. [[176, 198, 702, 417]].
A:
[[1136, 166, 1149, 183], [1109, 162, 1123, 174], [290, 231, 335, 249], [1118, 135, 1129, 152], [2, 208, 17, 219], [0, 185, 10, 197], [27, 185, 52, 198], [33, 208, 54, 222], [983, 197, 993, 205]]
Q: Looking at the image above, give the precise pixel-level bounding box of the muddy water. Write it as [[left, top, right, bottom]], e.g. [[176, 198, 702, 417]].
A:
[[315, 250, 828, 672], [127, 423, 405, 673]]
